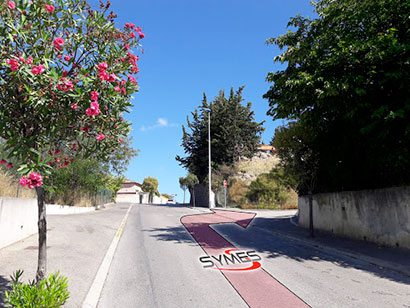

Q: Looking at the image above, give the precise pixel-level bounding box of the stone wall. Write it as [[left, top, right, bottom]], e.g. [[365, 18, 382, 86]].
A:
[[298, 187, 410, 249]]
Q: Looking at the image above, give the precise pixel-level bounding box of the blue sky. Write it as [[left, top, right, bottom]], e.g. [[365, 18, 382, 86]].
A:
[[108, 0, 316, 202]]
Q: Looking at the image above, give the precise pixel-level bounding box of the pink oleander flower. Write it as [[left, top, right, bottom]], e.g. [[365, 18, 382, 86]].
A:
[[6, 163, 13, 168], [19, 176, 28, 186], [124, 44, 130, 50], [120, 58, 125, 62], [64, 55, 71, 61], [26, 57, 33, 64], [44, 4, 54, 13], [98, 62, 108, 72], [124, 23, 135, 29], [57, 78, 74, 91], [54, 149, 61, 155], [31, 64, 45, 75], [131, 65, 139, 73], [26, 172, 43, 188], [121, 88, 126, 95], [18, 56, 25, 62], [96, 134, 105, 141], [107, 73, 116, 82], [6, 59, 19, 71], [130, 32, 136, 38], [119, 137, 123, 143], [8, 1, 15, 9], [62, 70, 68, 76], [121, 79, 126, 86], [53, 37, 65, 50], [98, 71, 109, 81], [127, 52, 139, 65], [86, 101, 100, 116], [71, 103, 78, 110], [114, 86, 120, 92], [91, 91, 98, 101], [136, 27, 145, 39], [0, 159, 6, 164], [127, 74, 138, 85]]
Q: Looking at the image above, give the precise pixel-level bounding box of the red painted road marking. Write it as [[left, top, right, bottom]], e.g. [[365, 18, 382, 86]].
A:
[[181, 209, 309, 308]]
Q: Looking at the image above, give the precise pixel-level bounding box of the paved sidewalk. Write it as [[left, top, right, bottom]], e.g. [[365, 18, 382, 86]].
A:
[[0, 203, 131, 308], [237, 209, 410, 277]]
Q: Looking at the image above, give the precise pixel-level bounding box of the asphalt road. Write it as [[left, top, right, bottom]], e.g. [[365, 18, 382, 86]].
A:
[[98, 204, 410, 308], [1, 203, 409, 308]]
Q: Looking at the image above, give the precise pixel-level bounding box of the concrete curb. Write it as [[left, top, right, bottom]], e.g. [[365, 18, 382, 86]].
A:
[[82, 204, 133, 308]]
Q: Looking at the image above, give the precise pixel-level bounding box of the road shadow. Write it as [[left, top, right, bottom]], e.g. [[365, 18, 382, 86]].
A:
[[143, 226, 197, 246], [0, 275, 11, 307], [214, 216, 410, 285], [147, 211, 410, 285]]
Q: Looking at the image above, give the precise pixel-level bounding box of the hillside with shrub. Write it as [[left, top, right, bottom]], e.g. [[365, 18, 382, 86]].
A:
[[214, 151, 298, 209]]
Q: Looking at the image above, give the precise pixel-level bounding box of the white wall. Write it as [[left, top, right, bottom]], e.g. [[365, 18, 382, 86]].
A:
[[46, 204, 95, 215], [0, 198, 95, 249], [152, 195, 168, 204], [0, 197, 37, 249], [116, 194, 139, 203], [298, 187, 410, 249]]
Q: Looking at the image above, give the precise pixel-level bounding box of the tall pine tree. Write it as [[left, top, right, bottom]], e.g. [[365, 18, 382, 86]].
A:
[[176, 87, 264, 181]]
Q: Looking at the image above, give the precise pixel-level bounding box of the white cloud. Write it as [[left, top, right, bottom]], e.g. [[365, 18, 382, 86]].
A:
[[157, 118, 168, 127], [140, 117, 178, 132]]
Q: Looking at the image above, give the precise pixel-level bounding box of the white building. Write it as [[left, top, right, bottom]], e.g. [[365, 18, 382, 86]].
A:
[[116, 181, 168, 204], [116, 181, 147, 203]]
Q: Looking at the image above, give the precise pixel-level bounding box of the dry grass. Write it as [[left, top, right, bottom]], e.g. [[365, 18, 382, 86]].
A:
[[228, 152, 299, 210], [281, 189, 298, 209], [229, 180, 249, 206], [0, 170, 36, 199], [47, 190, 98, 207], [234, 153, 280, 185], [0, 169, 96, 206]]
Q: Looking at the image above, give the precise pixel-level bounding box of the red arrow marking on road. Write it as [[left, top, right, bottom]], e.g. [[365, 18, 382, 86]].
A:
[[181, 209, 309, 308]]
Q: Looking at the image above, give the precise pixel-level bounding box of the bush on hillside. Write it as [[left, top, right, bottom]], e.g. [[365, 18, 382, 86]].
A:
[[246, 166, 297, 209]]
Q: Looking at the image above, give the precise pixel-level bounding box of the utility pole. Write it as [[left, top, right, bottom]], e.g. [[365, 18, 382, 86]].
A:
[[208, 110, 213, 208]]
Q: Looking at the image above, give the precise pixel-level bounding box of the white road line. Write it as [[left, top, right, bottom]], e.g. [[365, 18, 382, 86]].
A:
[[82, 204, 134, 308]]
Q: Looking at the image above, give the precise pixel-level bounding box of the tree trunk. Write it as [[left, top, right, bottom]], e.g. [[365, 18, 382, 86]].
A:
[[308, 189, 314, 238], [193, 188, 196, 208], [35, 186, 47, 283], [183, 189, 186, 204]]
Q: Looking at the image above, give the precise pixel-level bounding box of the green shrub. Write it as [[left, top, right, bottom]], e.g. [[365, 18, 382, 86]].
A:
[[4, 270, 69, 308], [246, 166, 296, 208]]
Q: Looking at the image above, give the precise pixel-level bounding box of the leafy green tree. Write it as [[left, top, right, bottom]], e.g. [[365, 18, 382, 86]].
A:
[[272, 122, 319, 236], [0, 0, 144, 281], [104, 174, 125, 202], [46, 158, 106, 205], [179, 176, 187, 204], [264, 0, 410, 193], [141, 177, 159, 203], [184, 173, 199, 207], [176, 87, 264, 182]]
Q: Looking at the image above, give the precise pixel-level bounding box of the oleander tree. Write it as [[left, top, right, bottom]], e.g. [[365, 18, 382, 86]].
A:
[[0, 0, 144, 282]]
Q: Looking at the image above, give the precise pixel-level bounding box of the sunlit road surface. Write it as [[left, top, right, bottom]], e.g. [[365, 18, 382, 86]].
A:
[[97, 204, 410, 308]]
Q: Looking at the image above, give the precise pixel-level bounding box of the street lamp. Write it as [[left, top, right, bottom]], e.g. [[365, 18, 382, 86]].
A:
[[208, 109, 213, 208]]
